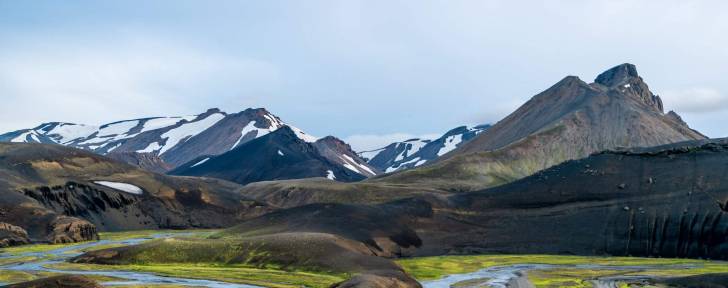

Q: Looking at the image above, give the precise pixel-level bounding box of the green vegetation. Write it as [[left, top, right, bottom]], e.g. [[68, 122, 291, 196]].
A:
[[527, 268, 628, 288], [50, 262, 346, 288], [396, 254, 727, 281], [98, 229, 219, 241]]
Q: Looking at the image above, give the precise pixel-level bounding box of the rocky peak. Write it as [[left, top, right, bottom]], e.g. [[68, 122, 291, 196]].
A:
[[315, 136, 358, 157], [595, 63, 640, 87]]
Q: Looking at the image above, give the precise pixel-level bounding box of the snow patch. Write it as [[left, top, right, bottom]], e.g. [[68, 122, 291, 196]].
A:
[[47, 123, 98, 144], [190, 157, 210, 168], [289, 125, 317, 143], [11, 131, 34, 143], [231, 120, 282, 150], [139, 117, 186, 133], [339, 154, 376, 176], [158, 113, 225, 155], [96, 120, 139, 137], [277, 150, 285, 156], [137, 142, 161, 153], [106, 143, 122, 153], [94, 181, 143, 195], [437, 134, 463, 156], [326, 170, 336, 180]]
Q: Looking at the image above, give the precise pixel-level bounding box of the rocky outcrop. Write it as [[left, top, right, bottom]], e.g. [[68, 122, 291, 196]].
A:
[[0, 222, 30, 247], [5, 275, 103, 288], [106, 151, 172, 173], [0, 142, 272, 240], [46, 216, 98, 244]]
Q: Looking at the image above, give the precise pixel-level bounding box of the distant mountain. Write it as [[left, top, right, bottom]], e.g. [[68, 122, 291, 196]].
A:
[[0, 108, 342, 172], [358, 124, 490, 173], [170, 126, 377, 184], [374, 63, 706, 191]]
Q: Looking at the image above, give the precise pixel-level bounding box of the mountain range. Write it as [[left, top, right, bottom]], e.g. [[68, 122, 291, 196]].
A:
[[0, 107, 378, 183], [359, 124, 491, 173], [228, 63, 707, 209]]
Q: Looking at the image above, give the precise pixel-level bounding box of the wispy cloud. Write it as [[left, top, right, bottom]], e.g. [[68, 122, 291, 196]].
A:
[[0, 33, 280, 132], [660, 88, 728, 113]]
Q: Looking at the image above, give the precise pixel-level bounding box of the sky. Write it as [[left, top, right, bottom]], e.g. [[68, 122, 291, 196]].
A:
[[2, 0, 728, 151]]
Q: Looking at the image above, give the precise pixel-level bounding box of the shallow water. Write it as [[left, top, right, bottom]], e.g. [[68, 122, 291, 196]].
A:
[[420, 263, 700, 288], [0, 233, 260, 288]]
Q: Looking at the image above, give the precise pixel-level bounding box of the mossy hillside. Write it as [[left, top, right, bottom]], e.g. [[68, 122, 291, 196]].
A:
[[50, 262, 345, 288], [71, 232, 398, 276]]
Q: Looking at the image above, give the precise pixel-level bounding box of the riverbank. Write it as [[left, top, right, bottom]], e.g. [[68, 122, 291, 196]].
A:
[[397, 254, 728, 287]]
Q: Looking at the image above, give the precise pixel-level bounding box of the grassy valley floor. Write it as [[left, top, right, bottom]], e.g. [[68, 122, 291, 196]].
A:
[[0, 229, 345, 288], [4, 230, 728, 288]]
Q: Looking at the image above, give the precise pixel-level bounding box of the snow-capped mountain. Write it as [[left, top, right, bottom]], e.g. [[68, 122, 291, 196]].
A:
[[170, 126, 378, 184], [0, 108, 360, 177], [359, 124, 490, 173]]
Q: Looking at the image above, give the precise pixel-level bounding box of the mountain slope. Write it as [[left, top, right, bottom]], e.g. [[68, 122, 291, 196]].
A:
[[0, 142, 270, 242], [0, 108, 319, 169], [359, 124, 490, 173], [372, 63, 706, 191], [170, 126, 376, 184]]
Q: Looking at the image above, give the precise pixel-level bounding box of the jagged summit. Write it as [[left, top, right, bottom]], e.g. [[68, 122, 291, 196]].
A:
[[595, 63, 639, 87]]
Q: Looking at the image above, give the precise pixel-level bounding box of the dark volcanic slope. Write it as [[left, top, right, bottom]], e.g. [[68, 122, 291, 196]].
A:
[[374, 63, 706, 191], [0, 142, 269, 242], [238, 139, 728, 259], [418, 139, 728, 258], [105, 151, 172, 174], [170, 127, 368, 185]]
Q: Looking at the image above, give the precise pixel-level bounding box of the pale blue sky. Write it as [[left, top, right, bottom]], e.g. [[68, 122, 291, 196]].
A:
[[2, 0, 727, 150]]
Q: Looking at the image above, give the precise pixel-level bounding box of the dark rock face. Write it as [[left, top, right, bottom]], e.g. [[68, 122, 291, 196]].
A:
[[314, 136, 379, 177], [4, 275, 103, 288], [232, 139, 728, 260], [0, 222, 30, 247], [0, 142, 270, 240], [46, 216, 98, 244], [594, 63, 640, 87], [415, 139, 728, 259], [105, 152, 172, 173], [170, 127, 370, 185]]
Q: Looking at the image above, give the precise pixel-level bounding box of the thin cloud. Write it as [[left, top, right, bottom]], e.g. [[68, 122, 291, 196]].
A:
[[660, 88, 728, 113], [0, 34, 280, 132]]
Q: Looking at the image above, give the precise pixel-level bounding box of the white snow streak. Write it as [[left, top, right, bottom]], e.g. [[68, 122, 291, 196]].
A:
[[190, 157, 210, 168], [137, 142, 161, 153], [158, 113, 225, 155], [94, 181, 143, 195]]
